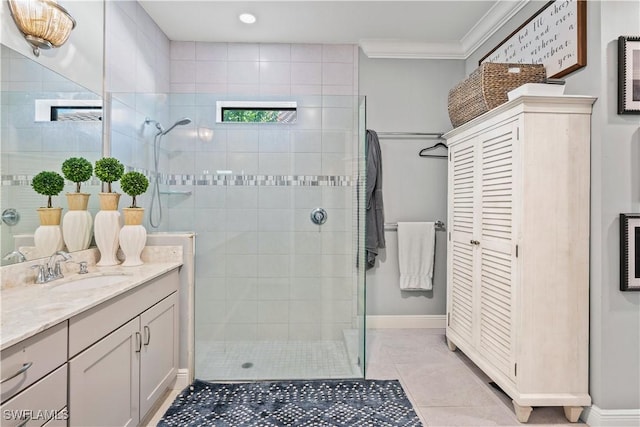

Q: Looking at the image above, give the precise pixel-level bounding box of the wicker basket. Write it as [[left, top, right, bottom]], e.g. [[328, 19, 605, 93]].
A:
[[448, 63, 546, 127]]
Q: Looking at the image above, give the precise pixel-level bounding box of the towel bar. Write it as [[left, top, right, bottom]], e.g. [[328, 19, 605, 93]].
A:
[[384, 221, 445, 231]]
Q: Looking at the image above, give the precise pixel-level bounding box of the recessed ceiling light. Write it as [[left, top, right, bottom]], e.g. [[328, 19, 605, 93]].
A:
[[239, 13, 256, 24]]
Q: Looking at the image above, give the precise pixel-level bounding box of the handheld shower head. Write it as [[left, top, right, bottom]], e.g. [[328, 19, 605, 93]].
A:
[[161, 117, 192, 135]]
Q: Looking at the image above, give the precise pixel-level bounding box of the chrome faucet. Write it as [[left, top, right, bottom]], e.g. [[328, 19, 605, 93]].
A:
[[48, 250, 71, 280], [32, 251, 72, 284], [3, 250, 26, 263]]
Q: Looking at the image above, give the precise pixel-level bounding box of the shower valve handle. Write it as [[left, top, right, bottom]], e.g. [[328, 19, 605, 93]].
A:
[[310, 208, 328, 225]]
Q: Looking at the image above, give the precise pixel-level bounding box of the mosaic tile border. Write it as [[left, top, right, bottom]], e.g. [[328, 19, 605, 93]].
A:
[[169, 174, 352, 186], [1, 173, 352, 187], [1, 176, 103, 186]]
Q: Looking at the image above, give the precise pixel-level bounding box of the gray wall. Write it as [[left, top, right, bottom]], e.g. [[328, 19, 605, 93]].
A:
[[467, 0, 640, 412], [359, 52, 464, 316]]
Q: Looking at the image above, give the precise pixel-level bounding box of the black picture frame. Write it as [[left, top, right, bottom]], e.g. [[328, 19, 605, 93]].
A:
[[618, 36, 640, 114], [620, 213, 640, 291]]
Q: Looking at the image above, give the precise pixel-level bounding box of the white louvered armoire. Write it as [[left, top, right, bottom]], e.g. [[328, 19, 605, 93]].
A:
[[443, 95, 596, 423]]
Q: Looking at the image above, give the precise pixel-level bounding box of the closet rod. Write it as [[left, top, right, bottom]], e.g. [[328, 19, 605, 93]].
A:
[[377, 132, 444, 138]]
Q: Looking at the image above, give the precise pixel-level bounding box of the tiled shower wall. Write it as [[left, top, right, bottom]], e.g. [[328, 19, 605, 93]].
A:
[[105, 0, 170, 216], [165, 42, 361, 342]]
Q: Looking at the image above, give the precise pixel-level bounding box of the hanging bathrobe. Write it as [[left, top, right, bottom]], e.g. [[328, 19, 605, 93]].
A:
[[365, 129, 385, 269]]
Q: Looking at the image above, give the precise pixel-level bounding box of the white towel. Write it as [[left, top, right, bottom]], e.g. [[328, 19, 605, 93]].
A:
[[398, 222, 436, 291]]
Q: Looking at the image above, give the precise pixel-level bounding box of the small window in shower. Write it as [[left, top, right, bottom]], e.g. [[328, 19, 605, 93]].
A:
[[216, 101, 297, 123], [50, 106, 102, 122], [34, 99, 103, 122]]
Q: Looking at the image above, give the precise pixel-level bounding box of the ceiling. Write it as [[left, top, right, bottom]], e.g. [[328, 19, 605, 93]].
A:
[[139, 0, 530, 59]]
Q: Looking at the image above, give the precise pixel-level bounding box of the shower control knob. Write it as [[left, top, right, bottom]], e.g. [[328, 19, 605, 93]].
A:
[[1, 208, 20, 226], [310, 208, 328, 226]]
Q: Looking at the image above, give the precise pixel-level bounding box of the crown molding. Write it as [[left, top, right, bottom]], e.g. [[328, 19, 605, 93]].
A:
[[360, 0, 531, 60], [461, 0, 531, 58], [359, 40, 465, 60]]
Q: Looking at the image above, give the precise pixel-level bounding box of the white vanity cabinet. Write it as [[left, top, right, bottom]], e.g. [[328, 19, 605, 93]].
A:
[[444, 96, 595, 423], [68, 269, 179, 427], [1, 322, 68, 427]]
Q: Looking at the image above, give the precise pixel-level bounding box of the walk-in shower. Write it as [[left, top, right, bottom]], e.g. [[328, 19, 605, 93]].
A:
[[136, 94, 367, 382], [144, 117, 192, 228]]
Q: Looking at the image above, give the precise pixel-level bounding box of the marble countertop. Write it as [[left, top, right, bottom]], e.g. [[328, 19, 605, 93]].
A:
[[1, 248, 183, 350]]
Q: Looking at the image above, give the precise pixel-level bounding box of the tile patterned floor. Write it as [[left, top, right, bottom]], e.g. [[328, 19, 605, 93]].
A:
[[146, 329, 587, 426], [195, 339, 360, 380], [365, 329, 587, 426]]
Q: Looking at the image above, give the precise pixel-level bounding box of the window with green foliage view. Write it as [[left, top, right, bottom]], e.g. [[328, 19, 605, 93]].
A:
[[216, 102, 298, 124], [221, 108, 296, 123]]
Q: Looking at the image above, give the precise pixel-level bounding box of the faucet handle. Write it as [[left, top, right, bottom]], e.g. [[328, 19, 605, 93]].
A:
[[31, 264, 46, 284], [67, 260, 89, 274], [52, 261, 64, 278], [77, 261, 88, 274]]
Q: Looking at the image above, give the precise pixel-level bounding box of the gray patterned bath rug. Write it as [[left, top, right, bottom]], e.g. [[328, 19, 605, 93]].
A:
[[157, 378, 423, 426]]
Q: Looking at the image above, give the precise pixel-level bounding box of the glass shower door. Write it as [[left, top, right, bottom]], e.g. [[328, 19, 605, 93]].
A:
[[192, 94, 366, 381], [356, 95, 367, 376]]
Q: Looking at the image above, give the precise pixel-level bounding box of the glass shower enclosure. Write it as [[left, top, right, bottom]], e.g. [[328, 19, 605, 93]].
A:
[[143, 93, 368, 381]]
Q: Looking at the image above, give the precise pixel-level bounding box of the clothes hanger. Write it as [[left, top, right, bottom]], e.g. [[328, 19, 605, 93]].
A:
[[419, 141, 448, 158]]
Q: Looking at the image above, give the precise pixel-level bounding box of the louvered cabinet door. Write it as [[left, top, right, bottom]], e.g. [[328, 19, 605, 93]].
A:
[[477, 121, 517, 380], [448, 138, 477, 345]]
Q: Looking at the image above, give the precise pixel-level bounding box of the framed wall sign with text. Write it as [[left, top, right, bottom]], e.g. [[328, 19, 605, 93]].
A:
[[480, 0, 587, 78]]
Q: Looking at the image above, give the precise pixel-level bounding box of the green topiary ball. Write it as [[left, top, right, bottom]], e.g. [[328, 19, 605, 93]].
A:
[[120, 171, 149, 208], [94, 157, 124, 193], [62, 157, 93, 193], [32, 171, 65, 208]]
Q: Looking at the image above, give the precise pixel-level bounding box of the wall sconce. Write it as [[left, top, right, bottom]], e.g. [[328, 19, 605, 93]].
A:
[[7, 0, 76, 57]]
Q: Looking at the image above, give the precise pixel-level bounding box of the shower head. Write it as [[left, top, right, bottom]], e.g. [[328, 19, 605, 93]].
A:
[[144, 117, 163, 133], [144, 117, 191, 136], [161, 117, 192, 135]]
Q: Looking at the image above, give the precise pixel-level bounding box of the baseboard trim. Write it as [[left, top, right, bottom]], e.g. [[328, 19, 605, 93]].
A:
[[173, 369, 190, 390], [582, 405, 640, 426], [366, 315, 446, 329]]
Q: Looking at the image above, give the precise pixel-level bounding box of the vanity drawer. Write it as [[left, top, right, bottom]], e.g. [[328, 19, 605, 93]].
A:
[[1, 322, 67, 403], [0, 364, 67, 427], [69, 269, 179, 357]]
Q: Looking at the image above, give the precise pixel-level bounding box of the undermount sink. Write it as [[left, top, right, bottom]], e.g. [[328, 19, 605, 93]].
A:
[[50, 274, 131, 292]]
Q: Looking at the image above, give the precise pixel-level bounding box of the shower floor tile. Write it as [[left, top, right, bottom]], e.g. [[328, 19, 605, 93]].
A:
[[196, 339, 361, 381]]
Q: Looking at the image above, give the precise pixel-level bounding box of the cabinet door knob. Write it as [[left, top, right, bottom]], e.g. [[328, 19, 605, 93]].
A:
[[470, 239, 480, 245]]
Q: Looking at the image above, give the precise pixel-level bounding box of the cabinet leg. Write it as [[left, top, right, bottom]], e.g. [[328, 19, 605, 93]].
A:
[[512, 401, 533, 423], [563, 406, 583, 423], [446, 337, 457, 352]]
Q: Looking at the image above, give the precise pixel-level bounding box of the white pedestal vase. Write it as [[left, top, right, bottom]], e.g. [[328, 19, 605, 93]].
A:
[[34, 226, 64, 255], [94, 193, 121, 266], [119, 225, 146, 266], [34, 208, 64, 257], [119, 208, 146, 266], [62, 193, 92, 252]]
